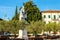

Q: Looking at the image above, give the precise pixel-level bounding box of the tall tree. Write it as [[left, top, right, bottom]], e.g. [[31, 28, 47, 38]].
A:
[[12, 6, 19, 20], [24, 1, 41, 23]]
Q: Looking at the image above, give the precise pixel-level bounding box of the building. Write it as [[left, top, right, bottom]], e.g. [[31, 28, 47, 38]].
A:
[[19, 6, 27, 21], [19, 6, 60, 24], [42, 10, 60, 24]]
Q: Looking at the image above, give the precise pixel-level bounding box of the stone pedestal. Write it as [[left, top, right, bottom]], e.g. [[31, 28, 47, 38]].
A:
[[23, 29, 28, 40], [18, 29, 28, 40], [18, 30, 23, 38]]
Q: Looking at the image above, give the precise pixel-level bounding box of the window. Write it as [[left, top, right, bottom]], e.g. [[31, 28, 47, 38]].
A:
[[48, 15, 50, 18], [54, 15, 56, 19], [59, 15, 60, 18], [44, 15, 46, 18]]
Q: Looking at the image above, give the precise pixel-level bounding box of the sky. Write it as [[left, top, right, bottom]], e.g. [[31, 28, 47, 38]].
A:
[[0, 0, 60, 20]]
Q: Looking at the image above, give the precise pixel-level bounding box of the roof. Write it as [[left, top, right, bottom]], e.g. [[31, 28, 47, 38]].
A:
[[41, 10, 60, 13]]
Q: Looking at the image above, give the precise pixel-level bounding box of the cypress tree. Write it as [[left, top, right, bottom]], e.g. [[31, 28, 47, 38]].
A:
[[12, 6, 19, 20]]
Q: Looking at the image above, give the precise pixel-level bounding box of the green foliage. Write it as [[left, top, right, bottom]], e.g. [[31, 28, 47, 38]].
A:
[[0, 1, 60, 35], [7, 20, 27, 34], [44, 22, 59, 34], [26, 20, 44, 35], [12, 6, 19, 20], [0, 20, 27, 34], [0, 19, 60, 34], [51, 22, 59, 34], [24, 1, 41, 23]]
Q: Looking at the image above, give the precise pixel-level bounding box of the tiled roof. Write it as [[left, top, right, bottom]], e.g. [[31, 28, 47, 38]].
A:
[[41, 10, 60, 13]]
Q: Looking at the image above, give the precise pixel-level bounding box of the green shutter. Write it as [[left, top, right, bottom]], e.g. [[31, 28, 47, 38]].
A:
[[54, 15, 56, 19], [48, 15, 50, 18], [44, 15, 46, 18]]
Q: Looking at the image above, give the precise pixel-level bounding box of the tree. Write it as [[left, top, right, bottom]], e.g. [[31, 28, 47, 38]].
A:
[[51, 23, 59, 34], [57, 22, 60, 33], [44, 22, 59, 34], [26, 20, 44, 37], [6, 20, 27, 34], [44, 23, 53, 34], [24, 1, 41, 23], [12, 6, 19, 20], [0, 21, 5, 32]]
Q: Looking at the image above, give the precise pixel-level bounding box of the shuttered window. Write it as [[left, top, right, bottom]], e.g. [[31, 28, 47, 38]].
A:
[[48, 15, 50, 18], [44, 15, 46, 18], [54, 15, 56, 19]]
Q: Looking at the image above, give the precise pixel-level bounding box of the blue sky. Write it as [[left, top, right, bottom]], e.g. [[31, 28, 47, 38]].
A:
[[0, 0, 60, 20]]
